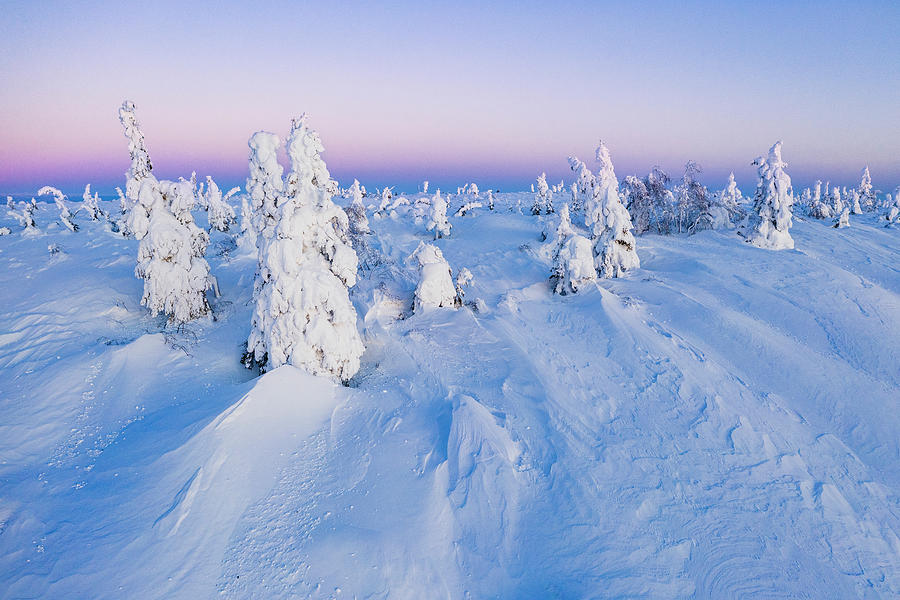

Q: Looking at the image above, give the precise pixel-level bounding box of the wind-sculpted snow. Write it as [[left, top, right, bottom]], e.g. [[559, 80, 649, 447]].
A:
[[0, 196, 898, 598]]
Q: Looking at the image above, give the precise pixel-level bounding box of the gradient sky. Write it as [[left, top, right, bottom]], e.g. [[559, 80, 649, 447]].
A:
[[1, 0, 899, 196]]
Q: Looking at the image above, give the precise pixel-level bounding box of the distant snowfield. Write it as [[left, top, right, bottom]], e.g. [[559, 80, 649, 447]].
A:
[[1, 195, 899, 599]]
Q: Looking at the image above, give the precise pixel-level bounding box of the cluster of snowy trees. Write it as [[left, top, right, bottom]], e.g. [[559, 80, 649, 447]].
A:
[[9, 101, 900, 387], [242, 115, 364, 382]]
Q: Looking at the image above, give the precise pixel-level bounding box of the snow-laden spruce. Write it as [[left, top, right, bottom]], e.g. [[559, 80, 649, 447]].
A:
[[204, 177, 238, 232], [859, 166, 876, 211], [410, 242, 460, 310], [746, 141, 794, 251], [119, 102, 153, 220], [550, 203, 596, 294], [37, 186, 78, 232], [585, 141, 639, 278], [532, 173, 553, 215], [885, 191, 900, 225], [245, 115, 363, 382], [119, 101, 212, 324], [834, 206, 850, 229], [128, 178, 212, 324], [426, 190, 451, 239], [246, 131, 285, 262], [345, 179, 370, 236], [82, 185, 105, 221]]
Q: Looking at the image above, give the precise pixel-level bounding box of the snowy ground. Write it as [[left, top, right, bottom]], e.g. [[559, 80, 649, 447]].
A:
[[1, 196, 899, 599]]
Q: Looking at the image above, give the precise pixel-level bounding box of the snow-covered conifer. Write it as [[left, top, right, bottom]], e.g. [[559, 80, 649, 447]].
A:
[[746, 141, 794, 250], [834, 206, 850, 228], [345, 179, 370, 236], [5, 196, 12, 210], [410, 242, 458, 310], [550, 203, 596, 294], [585, 142, 640, 277], [245, 115, 363, 382], [119, 101, 153, 211], [422, 181, 429, 194], [82, 184, 105, 221], [130, 178, 212, 324], [204, 177, 238, 232], [532, 173, 553, 215], [831, 186, 843, 215], [246, 131, 285, 260], [38, 186, 78, 232], [849, 189, 863, 215], [426, 190, 451, 238], [858, 166, 876, 211], [455, 268, 473, 305], [885, 190, 900, 225], [808, 180, 832, 219], [487, 189, 494, 211], [454, 200, 482, 217]]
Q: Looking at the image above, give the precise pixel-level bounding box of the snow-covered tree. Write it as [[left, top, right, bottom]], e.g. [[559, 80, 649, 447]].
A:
[[746, 141, 794, 250], [129, 178, 212, 324], [859, 166, 876, 211], [454, 200, 482, 217], [674, 161, 715, 233], [345, 179, 370, 236], [885, 191, 900, 225], [245, 115, 363, 382], [807, 180, 832, 219], [10, 198, 37, 232], [246, 131, 285, 262], [118, 102, 153, 216], [82, 184, 105, 221], [204, 177, 238, 232], [531, 173, 553, 215], [422, 181, 429, 194], [550, 203, 596, 294], [830, 186, 844, 215], [5, 196, 12, 210], [849, 189, 863, 215], [585, 142, 640, 277], [834, 206, 850, 228], [487, 189, 494, 211], [410, 242, 458, 310], [455, 267, 473, 304], [38, 186, 78, 232], [426, 189, 451, 238]]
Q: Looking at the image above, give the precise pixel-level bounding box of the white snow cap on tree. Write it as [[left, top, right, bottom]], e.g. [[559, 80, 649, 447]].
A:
[[204, 177, 238, 232], [410, 242, 458, 310], [346, 179, 370, 236], [746, 141, 795, 251], [245, 115, 363, 382], [427, 189, 451, 238], [551, 203, 596, 294], [586, 141, 640, 278]]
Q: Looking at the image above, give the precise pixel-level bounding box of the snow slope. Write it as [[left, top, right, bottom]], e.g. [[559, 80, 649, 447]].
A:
[[1, 197, 899, 598]]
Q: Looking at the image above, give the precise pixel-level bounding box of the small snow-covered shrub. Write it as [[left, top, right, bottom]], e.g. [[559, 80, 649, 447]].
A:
[[426, 190, 451, 239], [745, 141, 794, 251], [0, 227, 10, 236], [410, 242, 458, 310], [884, 191, 899, 225], [550, 204, 596, 295], [345, 179, 370, 236], [833, 206, 850, 229], [454, 201, 482, 217], [38, 186, 78, 232]]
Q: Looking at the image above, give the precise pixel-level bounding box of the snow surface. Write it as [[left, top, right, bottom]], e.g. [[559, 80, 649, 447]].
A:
[[1, 195, 899, 598]]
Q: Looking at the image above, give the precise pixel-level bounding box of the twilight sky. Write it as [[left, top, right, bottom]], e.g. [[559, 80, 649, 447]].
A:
[[1, 0, 898, 195]]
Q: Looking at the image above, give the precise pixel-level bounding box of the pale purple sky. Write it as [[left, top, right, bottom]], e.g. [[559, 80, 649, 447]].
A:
[[1, 1, 898, 195]]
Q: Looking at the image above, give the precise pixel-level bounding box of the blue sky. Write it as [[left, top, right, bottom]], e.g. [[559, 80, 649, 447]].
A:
[[1, 0, 898, 195]]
